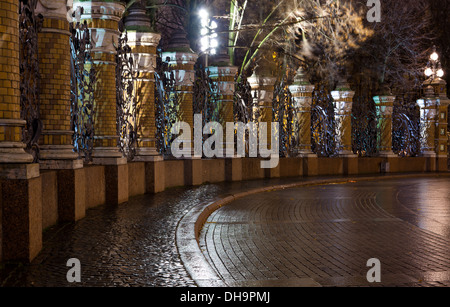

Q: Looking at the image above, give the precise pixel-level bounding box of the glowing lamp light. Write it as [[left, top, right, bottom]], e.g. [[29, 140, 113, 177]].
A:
[[436, 68, 444, 78], [425, 67, 433, 77], [198, 8, 219, 57], [430, 52, 439, 62]]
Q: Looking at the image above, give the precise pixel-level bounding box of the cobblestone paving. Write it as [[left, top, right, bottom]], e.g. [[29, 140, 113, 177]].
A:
[[200, 177, 450, 287], [0, 178, 305, 287]]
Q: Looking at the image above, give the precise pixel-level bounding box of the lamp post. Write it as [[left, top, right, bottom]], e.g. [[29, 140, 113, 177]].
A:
[[199, 8, 218, 68]]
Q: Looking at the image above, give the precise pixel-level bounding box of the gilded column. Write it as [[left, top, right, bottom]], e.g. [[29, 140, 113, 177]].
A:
[[161, 29, 198, 154], [331, 80, 356, 157], [73, 0, 127, 165], [289, 67, 316, 157], [373, 94, 397, 157], [36, 0, 82, 169], [417, 85, 438, 157], [124, 1, 162, 162]]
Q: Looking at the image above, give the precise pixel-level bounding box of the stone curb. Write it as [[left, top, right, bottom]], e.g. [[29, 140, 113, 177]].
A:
[[175, 172, 450, 287]]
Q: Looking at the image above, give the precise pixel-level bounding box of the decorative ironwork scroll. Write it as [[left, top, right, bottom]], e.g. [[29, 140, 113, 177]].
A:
[[272, 81, 296, 157], [70, 11, 96, 163], [351, 94, 378, 157], [233, 75, 254, 124], [154, 54, 182, 156], [392, 94, 420, 157], [193, 63, 221, 127], [19, 0, 43, 162], [116, 23, 138, 160], [311, 83, 337, 157]]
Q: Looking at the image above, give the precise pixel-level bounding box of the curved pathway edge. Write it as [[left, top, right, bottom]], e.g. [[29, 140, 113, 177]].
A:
[[175, 172, 450, 287]]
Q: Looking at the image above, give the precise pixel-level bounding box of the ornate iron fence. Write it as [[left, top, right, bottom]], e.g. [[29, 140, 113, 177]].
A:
[[70, 13, 96, 163], [19, 0, 43, 162], [311, 83, 337, 157], [154, 54, 182, 156], [392, 93, 421, 157], [116, 23, 138, 160], [272, 80, 296, 157]]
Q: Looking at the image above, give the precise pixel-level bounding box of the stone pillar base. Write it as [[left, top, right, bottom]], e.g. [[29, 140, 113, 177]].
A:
[[1, 173, 42, 262], [343, 156, 358, 176], [105, 164, 129, 205], [378, 151, 398, 158], [0, 163, 40, 180], [225, 157, 242, 182], [145, 160, 165, 194], [303, 156, 318, 177], [133, 147, 163, 162], [57, 168, 86, 222], [0, 142, 34, 164], [184, 158, 203, 186], [40, 159, 84, 170], [436, 156, 449, 172]]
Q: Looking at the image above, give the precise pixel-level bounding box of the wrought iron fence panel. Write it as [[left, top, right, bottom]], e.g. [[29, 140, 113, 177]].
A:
[[272, 81, 296, 157], [392, 94, 421, 157], [19, 0, 43, 162], [311, 83, 337, 157], [154, 54, 182, 156], [116, 24, 138, 161], [70, 14, 96, 163]]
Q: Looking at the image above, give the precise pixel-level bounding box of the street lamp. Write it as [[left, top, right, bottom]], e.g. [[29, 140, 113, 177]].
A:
[[424, 46, 445, 80], [199, 8, 218, 67]]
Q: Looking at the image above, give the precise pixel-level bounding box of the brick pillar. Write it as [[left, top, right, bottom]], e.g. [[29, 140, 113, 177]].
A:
[[373, 94, 397, 157], [124, 3, 162, 162], [161, 29, 198, 154], [331, 80, 357, 157], [0, 0, 35, 166], [289, 67, 316, 157], [207, 49, 238, 156], [417, 85, 438, 158], [36, 0, 82, 169], [248, 72, 276, 150], [74, 0, 127, 166], [0, 0, 42, 263], [432, 77, 449, 171]]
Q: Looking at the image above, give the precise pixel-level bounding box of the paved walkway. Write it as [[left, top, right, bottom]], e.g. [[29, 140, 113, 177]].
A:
[[199, 177, 450, 287], [1, 174, 450, 287]]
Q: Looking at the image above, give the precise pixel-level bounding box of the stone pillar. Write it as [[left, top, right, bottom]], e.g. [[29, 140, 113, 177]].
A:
[[161, 29, 198, 154], [331, 81, 357, 157], [207, 49, 238, 156], [124, 2, 162, 162], [0, 0, 42, 262], [417, 86, 438, 158], [248, 72, 277, 150], [373, 94, 397, 157], [432, 78, 449, 170], [73, 0, 127, 166], [36, 0, 82, 169], [289, 67, 316, 157]]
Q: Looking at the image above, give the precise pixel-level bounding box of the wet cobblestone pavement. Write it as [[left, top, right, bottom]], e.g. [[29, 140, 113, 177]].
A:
[[1, 174, 450, 287], [200, 177, 450, 287], [0, 177, 311, 287]]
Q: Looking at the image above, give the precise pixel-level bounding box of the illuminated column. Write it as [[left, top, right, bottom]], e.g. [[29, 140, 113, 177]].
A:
[[332, 80, 356, 157], [373, 94, 397, 157], [36, 0, 82, 169], [0, 0, 35, 167], [124, 2, 162, 161], [248, 72, 277, 149], [289, 67, 316, 157], [73, 0, 126, 165], [417, 85, 438, 157], [0, 0, 41, 263], [432, 77, 449, 169], [207, 49, 238, 155], [161, 29, 198, 153]]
